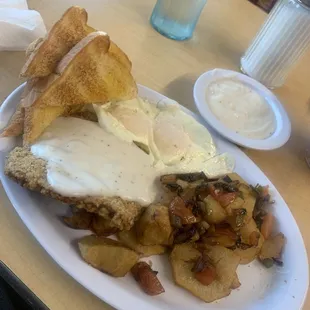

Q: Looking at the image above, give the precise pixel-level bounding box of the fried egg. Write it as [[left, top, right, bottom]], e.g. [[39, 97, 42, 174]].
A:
[[94, 97, 234, 177], [94, 97, 157, 147], [150, 101, 216, 165]]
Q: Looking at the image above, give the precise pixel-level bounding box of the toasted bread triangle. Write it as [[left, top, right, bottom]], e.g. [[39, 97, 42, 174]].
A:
[[109, 42, 132, 72], [23, 103, 99, 145], [0, 80, 37, 138], [20, 6, 95, 78], [23, 105, 66, 146], [33, 32, 137, 108], [22, 32, 137, 144], [1, 72, 96, 143], [0, 104, 24, 138]]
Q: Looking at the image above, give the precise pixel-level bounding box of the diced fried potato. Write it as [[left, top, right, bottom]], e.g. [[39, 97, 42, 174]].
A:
[[202, 225, 237, 248], [117, 229, 166, 257], [225, 173, 255, 223], [201, 195, 227, 224], [225, 197, 246, 230], [242, 192, 256, 223], [226, 197, 245, 212], [170, 244, 240, 303], [260, 213, 275, 240], [259, 233, 285, 261], [131, 262, 165, 296], [239, 219, 260, 244], [238, 183, 251, 196], [226, 173, 247, 184], [78, 235, 138, 277], [233, 219, 264, 264], [136, 204, 173, 246], [234, 247, 258, 265], [231, 273, 241, 289], [62, 207, 118, 236], [63, 208, 93, 229], [91, 214, 119, 236], [169, 196, 198, 226]]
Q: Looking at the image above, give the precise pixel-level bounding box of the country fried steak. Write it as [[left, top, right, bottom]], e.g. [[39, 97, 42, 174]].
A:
[[5, 147, 143, 230]]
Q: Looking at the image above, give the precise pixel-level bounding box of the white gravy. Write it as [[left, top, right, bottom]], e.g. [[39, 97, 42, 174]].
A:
[[206, 79, 276, 140], [31, 117, 160, 206]]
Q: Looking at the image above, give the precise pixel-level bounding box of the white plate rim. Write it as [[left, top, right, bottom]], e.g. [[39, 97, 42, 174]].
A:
[[0, 83, 308, 310], [193, 69, 291, 150]]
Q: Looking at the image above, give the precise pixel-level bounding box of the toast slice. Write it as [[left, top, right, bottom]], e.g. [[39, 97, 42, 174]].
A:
[[20, 6, 95, 78], [109, 41, 132, 71], [0, 103, 25, 138], [23, 103, 98, 146], [23, 32, 136, 144], [0, 74, 61, 140], [0, 79, 38, 138], [1, 74, 97, 141], [39, 31, 137, 107], [23, 105, 66, 145], [25, 38, 44, 58]]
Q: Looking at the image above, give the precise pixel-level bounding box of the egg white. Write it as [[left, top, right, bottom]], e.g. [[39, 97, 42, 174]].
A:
[[94, 97, 234, 177], [94, 97, 157, 146]]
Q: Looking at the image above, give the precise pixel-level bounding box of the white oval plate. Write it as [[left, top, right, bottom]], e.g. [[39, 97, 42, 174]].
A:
[[193, 69, 291, 150], [0, 84, 307, 310]]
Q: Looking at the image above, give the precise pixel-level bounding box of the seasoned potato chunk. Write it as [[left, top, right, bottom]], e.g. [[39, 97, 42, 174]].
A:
[[234, 247, 259, 265], [170, 244, 240, 303], [225, 197, 247, 230], [201, 195, 227, 224], [224, 174, 256, 224], [117, 229, 166, 257], [131, 262, 165, 296], [136, 204, 173, 246], [226, 173, 246, 183], [63, 208, 93, 229], [78, 235, 138, 277], [233, 219, 264, 264], [231, 273, 241, 289], [259, 233, 285, 261], [242, 192, 256, 223], [91, 215, 119, 236], [63, 208, 118, 236], [202, 224, 237, 248]]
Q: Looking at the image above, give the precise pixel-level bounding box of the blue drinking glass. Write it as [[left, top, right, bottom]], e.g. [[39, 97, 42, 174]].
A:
[[150, 0, 207, 41]]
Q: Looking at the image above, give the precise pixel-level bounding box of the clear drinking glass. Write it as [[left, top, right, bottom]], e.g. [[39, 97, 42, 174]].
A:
[[150, 0, 207, 41], [241, 0, 310, 88]]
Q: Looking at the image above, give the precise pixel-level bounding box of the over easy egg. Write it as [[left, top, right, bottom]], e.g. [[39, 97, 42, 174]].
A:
[[94, 97, 234, 177]]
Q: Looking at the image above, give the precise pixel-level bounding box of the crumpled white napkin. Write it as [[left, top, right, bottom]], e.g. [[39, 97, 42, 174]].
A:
[[0, 0, 46, 51]]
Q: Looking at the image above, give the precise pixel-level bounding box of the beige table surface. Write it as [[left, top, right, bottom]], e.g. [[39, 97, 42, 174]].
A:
[[0, 0, 309, 309]]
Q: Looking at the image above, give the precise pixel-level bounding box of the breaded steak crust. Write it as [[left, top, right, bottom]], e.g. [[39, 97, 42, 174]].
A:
[[5, 147, 143, 230]]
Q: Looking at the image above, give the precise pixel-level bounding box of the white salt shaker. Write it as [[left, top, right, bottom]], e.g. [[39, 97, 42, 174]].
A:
[[241, 0, 310, 88]]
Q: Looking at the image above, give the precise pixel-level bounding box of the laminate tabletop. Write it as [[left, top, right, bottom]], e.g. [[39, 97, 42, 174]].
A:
[[0, 0, 309, 309]]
